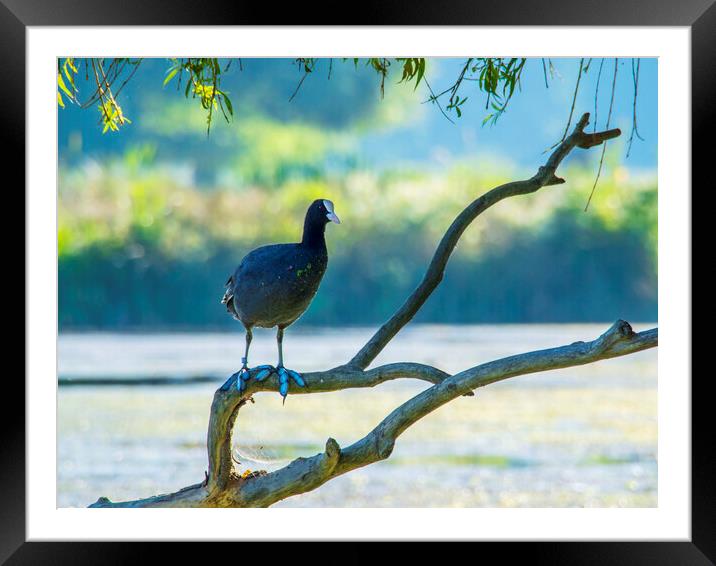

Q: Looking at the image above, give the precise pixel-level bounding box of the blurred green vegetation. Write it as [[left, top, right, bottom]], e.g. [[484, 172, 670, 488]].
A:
[[58, 121, 657, 329], [136, 98, 355, 187]]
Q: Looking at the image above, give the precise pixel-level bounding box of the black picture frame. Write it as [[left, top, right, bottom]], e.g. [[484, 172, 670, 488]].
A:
[[5, 1, 707, 563]]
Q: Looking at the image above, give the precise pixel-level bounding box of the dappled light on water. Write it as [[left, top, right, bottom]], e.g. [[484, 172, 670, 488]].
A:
[[58, 324, 656, 508]]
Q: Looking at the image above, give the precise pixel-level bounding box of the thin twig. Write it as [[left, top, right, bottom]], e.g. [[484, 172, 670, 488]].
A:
[[562, 58, 585, 141], [289, 58, 314, 102], [109, 59, 141, 104], [585, 59, 618, 212], [379, 58, 388, 99], [289, 72, 308, 102], [593, 58, 605, 133], [553, 58, 585, 149], [626, 58, 645, 158], [422, 76, 455, 124], [89, 59, 111, 126]]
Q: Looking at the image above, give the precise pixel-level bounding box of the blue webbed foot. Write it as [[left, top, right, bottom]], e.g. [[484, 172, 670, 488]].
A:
[[234, 364, 278, 392], [252, 365, 275, 382], [220, 365, 251, 392], [277, 365, 306, 404], [235, 366, 251, 392], [223, 364, 304, 401]]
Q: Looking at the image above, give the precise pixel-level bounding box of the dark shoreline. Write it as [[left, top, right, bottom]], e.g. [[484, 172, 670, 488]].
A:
[[58, 374, 222, 387]]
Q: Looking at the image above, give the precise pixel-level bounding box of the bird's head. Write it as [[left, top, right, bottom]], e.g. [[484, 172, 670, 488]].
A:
[[307, 199, 341, 226]]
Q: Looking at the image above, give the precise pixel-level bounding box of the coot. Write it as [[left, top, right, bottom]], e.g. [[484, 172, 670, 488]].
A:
[[221, 199, 340, 400]]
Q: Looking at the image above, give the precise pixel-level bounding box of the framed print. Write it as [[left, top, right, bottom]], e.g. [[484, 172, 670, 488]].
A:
[[7, 0, 709, 562]]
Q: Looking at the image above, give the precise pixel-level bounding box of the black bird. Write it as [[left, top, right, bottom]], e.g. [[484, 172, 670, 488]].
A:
[[221, 199, 340, 400]]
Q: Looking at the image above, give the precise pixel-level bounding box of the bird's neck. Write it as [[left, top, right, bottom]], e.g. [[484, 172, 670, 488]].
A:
[[301, 219, 327, 249]]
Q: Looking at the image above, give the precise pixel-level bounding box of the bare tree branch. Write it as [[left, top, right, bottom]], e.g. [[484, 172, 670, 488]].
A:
[[349, 112, 620, 370], [88, 112, 647, 510], [90, 320, 656, 508]]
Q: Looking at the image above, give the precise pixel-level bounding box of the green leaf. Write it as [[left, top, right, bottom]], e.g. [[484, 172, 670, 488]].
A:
[[223, 94, 233, 116], [57, 73, 73, 99], [57, 92, 65, 108], [63, 65, 75, 89], [163, 67, 179, 87], [414, 59, 425, 90]]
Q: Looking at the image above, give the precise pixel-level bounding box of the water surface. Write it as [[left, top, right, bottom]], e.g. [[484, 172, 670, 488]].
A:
[[58, 324, 657, 508]]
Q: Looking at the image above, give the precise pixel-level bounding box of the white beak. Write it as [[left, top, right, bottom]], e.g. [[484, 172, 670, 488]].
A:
[[323, 199, 341, 224]]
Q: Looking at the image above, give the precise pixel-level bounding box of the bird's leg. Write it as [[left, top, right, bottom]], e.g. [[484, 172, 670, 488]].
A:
[[221, 328, 254, 392], [274, 326, 306, 404], [221, 327, 304, 398], [237, 329, 254, 391], [277, 326, 284, 367]]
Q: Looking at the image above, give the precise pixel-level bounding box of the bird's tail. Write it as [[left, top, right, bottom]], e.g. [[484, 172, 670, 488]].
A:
[[221, 275, 240, 320]]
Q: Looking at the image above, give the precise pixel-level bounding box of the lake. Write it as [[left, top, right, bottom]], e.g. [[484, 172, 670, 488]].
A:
[[58, 323, 657, 508]]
